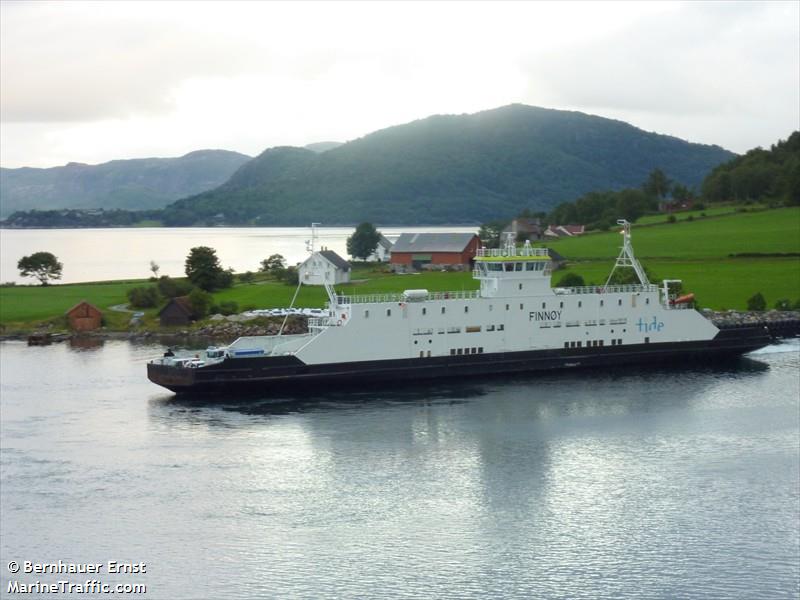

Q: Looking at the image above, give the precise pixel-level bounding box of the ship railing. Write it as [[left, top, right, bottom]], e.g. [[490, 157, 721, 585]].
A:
[[475, 247, 550, 258], [553, 284, 659, 295], [334, 290, 480, 305], [308, 317, 333, 328]]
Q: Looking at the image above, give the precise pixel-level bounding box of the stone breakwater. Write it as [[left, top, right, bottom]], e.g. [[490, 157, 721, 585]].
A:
[[705, 310, 800, 339]]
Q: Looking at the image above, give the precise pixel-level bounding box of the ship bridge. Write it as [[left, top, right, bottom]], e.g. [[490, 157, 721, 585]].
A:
[[473, 239, 553, 298]]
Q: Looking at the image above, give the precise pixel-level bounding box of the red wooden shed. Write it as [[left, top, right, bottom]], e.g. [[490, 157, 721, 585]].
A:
[[66, 301, 103, 331]]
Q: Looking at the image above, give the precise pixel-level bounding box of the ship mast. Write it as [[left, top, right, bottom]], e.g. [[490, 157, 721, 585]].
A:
[[604, 219, 649, 288]]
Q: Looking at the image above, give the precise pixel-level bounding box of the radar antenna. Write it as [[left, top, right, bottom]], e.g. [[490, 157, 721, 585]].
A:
[[604, 219, 649, 288]]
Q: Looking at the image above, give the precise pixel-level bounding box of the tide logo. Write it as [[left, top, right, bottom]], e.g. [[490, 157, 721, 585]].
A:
[[637, 316, 664, 333]]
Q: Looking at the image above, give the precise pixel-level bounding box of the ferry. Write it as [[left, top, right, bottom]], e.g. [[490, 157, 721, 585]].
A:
[[147, 221, 771, 394]]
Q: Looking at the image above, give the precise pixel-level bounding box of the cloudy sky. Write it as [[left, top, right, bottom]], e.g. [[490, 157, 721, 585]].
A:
[[1, 1, 798, 168]]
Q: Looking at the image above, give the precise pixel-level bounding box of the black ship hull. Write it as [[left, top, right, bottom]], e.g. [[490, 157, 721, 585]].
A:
[[147, 326, 772, 396]]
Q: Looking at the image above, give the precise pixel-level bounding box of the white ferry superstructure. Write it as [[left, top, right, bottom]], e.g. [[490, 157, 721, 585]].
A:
[[147, 221, 771, 394]]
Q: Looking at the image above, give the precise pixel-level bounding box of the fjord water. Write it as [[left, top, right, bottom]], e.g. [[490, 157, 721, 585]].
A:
[[0, 226, 476, 284], [1, 339, 798, 599]]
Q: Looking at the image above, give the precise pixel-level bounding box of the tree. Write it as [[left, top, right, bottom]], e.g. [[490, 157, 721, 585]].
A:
[[478, 220, 507, 249], [643, 168, 671, 199], [126, 286, 160, 308], [157, 276, 193, 298], [746, 292, 766, 311], [260, 254, 286, 273], [188, 288, 213, 318], [239, 271, 255, 284], [346, 222, 381, 260], [555, 273, 585, 287], [184, 246, 231, 291], [17, 252, 63, 285], [149, 260, 160, 279]]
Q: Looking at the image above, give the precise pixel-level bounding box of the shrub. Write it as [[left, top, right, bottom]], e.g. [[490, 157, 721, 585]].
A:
[[555, 273, 585, 287], [774, 299, 792, 310], [667, 215, 677, 223], [126, 286, 160, 308], [188, 288, 213, 319], [157, 276, 193, 298], [239, 271, 255, 284], [215, 301, 239, 316], [746, 292, 766, 311]]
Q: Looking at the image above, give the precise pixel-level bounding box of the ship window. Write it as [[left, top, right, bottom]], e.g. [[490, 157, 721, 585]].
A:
[[645, 337, 650, 344], [600, 340, 604, 346], [441, 307, 446, 314], [564, 342, 569, 348], [457, 348, 463, 355], [429, 339, 433, 344], [618, 299, 622, 306], [387, 309, 391, 317], [365, 310, 369, 318], [505, 304, 510, 311], [414, 340, 418, 345], [489, 304, 493, 311], [504, 263, 514, 272], [560, 302, 563, 308], [472, 347, 477, 354], [526, 262, 535, 271], [419, 351, 424, 357], [519, 283, 522, 290], [515, 263, 523, 271], [464, 306, 469, 313], [577, 341, 582, 348], [520, 303, 524, 310], [450, 349, 456, 355], [600, 300, 604, 307], [488, 263, 503, 271], [578, 301, 582, 308], [422, 308, 427, 315], [618, 338, 622, 345], [542, 302, 546, 309], [646, 298, 650, 305]]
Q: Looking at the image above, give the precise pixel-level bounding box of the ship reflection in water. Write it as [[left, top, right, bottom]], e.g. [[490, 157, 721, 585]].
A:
[[1, 339, 797, 599]]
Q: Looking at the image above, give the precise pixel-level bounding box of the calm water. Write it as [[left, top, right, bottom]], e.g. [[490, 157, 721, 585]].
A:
[[0, 226, 477, 285], [1, 340, 798, 599]]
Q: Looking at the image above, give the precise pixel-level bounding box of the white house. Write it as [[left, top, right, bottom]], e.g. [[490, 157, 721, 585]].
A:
[[366, 235, 393, 262], [298, 249, 351, 285]]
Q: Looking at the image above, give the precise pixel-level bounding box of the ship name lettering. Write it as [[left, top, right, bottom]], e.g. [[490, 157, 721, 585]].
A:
[[529, 310, 562, 322], [637, 316, 665, 332]]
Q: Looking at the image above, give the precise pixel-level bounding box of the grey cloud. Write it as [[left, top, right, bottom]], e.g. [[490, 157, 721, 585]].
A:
[[1, 5, 269, 123], [523, 3, 798, 121]]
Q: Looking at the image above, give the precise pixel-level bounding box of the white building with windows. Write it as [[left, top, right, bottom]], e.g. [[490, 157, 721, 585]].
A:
[[298, 249, 351, 285], [366, 235, 393, 262]]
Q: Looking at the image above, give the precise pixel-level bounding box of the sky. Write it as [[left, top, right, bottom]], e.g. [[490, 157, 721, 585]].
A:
[[1, 0, 798, 168]]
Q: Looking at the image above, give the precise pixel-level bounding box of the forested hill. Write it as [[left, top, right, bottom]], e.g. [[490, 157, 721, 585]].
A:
[[162, 104, 734, 226], [0, 149, 251, 218]]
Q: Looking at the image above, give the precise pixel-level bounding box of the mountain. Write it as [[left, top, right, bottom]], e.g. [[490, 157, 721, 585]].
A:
[[0, 149, 251, 218], [304, 141, 343, 153], [162, 104, 735, 226]]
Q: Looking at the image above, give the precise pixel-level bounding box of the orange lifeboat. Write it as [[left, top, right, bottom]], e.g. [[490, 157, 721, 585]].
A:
[[669, 293, 695, 305]]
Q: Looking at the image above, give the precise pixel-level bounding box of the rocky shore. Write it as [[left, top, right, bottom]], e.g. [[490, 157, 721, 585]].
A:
[[5, 311, 799, 345], [705, 309, 800, 338]]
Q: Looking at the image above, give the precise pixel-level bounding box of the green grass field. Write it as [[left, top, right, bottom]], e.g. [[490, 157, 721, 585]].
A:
[[546, 207, 800, 259], [0, 281, 146, 324], [557, 258, 800, 310], [1, 206, 799, 328]]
